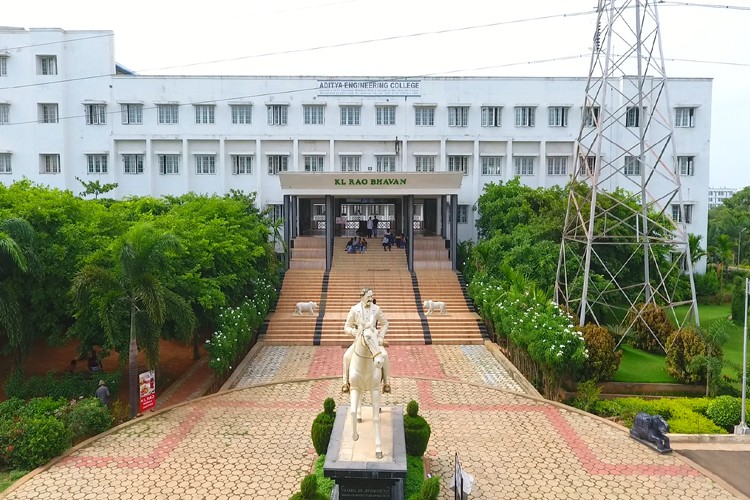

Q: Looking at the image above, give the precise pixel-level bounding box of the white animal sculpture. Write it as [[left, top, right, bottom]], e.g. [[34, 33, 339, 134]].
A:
[[348, 323, 385, 459], [294, 301, 318, 316], [423, 300, 447, 315]]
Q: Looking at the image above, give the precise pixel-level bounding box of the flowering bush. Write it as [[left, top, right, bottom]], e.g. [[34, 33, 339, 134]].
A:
[[205, 277, 277, 377]]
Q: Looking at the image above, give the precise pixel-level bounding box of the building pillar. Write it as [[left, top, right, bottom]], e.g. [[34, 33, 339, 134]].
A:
[[406, 195, 414, 272], [325, 195, 334, 271], [283, 194, 292, 270], [450, 194, 458, 271], [441, 195, 449, 238]]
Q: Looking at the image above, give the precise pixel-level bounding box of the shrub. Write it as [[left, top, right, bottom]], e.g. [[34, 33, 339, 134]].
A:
[[403, 400, 431, 457], [731, 276, 747, 323], [312, 455, 334, 499], [666, 327, 710, 384], [289, 474, 326, 500], [311, 398, 336, 456], [0, 398, 25, 419], [59, 398, 114, 442], [408, 476, 440, 500], [572, 380, 601, 413], [20, 397, 67, 418], [706, 396, 742, 429], [625, 303, 674, 353], [404, 455, 425, 499], [4, 371, 121, 401], [10, 416, 71, 469], [694, 269, 719, 297], [579, 324, 622, 381]]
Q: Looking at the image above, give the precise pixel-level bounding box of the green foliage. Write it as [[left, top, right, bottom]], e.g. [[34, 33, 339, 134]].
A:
[[625, 303, 674, 353], [404, 455, 425, 499], [4, 371, 121, 401], [731, 276, 747, 324], [5, 416, 71, 469], [693, 269, 720, 297], [592, 397, 727, 434], [572, 380, 601, 413], [408, 474, 440, 500], [580, 324, 622, 382], [205, 277, 276, 377], [58, 398, 114, 442], [323, 397, 335, 415], [406, 400, 419, 417], [289, 474, 327, 500], [75, 177, 118, 199], [312, 455, 334, 498], [666, 327, 709, 384], [403, 402, 431, 457], [706, 396, 742, 429], [311, 401, 335, 456]]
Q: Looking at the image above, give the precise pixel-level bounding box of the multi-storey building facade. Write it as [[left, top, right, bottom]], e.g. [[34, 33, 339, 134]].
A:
[[0, 28, 712, 271], [708, 187, 738, 209]]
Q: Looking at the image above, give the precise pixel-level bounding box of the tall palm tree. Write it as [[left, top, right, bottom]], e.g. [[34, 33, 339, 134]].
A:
[[708, 234, 734, 296], [71, 223, 195, 418], [0, 218, 38, 370], [688, 233, 707, 266]]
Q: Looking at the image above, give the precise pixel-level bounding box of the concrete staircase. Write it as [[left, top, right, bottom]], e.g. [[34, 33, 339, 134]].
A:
[[260, 236, 485, 345]]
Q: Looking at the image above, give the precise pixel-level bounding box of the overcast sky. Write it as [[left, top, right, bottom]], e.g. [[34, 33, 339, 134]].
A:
[[5, 0, 749, 188]]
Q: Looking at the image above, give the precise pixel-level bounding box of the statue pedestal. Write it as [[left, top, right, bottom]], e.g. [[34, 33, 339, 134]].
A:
[[324, 405, 407, 500]]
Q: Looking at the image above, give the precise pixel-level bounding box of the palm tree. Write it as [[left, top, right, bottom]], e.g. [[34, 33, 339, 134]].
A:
[[71, 223, 195, 418], [688, 233, 707, 266], [708, 234, 734, 296], [0, 218, 38, 370]]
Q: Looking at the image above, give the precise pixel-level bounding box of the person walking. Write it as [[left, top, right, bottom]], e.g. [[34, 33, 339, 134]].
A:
[[372, 215, 379, 237], [367, 217, 374, 238], [95, 379, 111, 407]]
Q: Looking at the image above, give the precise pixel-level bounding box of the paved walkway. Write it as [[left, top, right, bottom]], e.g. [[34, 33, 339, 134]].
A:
[[2, 345, 745, 499]]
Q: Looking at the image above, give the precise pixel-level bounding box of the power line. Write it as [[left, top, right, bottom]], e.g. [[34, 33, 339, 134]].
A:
[[659, 1, 750, 11]]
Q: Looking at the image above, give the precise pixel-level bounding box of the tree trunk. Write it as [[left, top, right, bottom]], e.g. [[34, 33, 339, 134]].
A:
[[129, 304, 139, 419]]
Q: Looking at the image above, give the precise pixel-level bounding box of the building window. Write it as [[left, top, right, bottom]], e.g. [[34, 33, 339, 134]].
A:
[[340, 106, 361, 126], [415, 156, 435, 172], [514, 106, 536, 127], [376, 155, 396, 172], [38, 55, 58, 75], [480, 156, 503, 175], [579, 155, 597, 176], [514, 157, 535, 176], [546, 157, 568, 175], [194, 105, 215, 124], [304, 105, 325, 125], [675, 107, 695, 128], [583, 106, 600, 127], [481, 106, 502, 127], [623, 156, 640, 176], [304, 155, 325, 172], [267, 105, 288, 125], [340, 155, 361, 172], [0, 103, 8, 124], [448, 106, 469, 127], [677, 156, 695, 176], [123, 154, 144, 174], [671, 204, 693, 224], [232, 155, 253, 174], [457, 205, 469, 224], [85, 104, 107, 125], [415, 106, 435, 126], [268, 204, 284, 224], [40, 154, 61, 174], [548, 107, 568, 127], [376, 106, 396, 125], [0, 56, 7, 76], [267, 155, 289, 174], [158, 104, 179, 124], [158, 154, 180, 175], [0, 153, 11, 174], [447, 155, 469, 175], [39, 103, 58, 124], [121, 104, 143, 125], [231, 105, 252, 124], [87, 154, 108, 174], [626, 106, 643, 128], [195, 155, 216, 174]]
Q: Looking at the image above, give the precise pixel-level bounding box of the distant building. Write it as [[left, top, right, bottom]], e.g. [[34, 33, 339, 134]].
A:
[[708, 187, 738, 209], [0, 27, 712, 272]]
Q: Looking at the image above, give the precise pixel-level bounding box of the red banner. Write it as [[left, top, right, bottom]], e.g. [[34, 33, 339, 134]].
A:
[[139, 370, 156, 413]]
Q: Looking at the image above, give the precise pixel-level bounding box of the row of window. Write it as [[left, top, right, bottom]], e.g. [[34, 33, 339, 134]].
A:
[[0, 152, 697, 178], [0, 101, 698, 129], [0, 54, 57, 76]]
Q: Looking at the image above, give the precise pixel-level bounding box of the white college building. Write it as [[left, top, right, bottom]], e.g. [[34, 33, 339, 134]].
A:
[[0, 28, 712, 271]]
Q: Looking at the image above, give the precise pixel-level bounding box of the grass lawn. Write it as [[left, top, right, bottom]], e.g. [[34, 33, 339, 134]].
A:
[[613, 303, 747, 384], [0, 470, 29, 493]]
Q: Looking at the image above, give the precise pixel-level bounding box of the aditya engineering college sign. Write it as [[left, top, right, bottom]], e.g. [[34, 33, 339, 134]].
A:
[[318, 79, 421, 97]]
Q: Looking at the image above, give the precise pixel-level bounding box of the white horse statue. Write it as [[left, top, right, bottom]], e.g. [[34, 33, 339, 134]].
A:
[[348, 322, 385, 459]]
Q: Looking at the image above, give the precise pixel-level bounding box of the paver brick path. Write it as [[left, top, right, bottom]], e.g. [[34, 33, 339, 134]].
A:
[[2, 345, 740, 499]]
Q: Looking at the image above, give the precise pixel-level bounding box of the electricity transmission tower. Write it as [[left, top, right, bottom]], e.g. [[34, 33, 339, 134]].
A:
[[555, 0, 699, 351]]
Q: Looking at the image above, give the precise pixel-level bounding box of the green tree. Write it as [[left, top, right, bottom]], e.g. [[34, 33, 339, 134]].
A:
[[708, 234, 734, 295], [688, 319, 732, 397], [71, 223, 196, 418], [688, 233, 707, 266], [75, 177, 119, 199], [0, 218, 39, 371]]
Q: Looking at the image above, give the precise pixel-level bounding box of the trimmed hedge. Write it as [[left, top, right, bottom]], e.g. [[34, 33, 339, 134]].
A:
[[592, 397, 728, 434], [404, 401, 431, 457], [4, 371, 121, 401]]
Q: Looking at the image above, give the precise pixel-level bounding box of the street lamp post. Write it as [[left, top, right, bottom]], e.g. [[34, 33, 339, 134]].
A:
[[736, 277, 749, 434]]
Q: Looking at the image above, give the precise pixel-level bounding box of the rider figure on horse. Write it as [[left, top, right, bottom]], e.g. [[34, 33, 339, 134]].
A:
[[342, 287, 391, 394]]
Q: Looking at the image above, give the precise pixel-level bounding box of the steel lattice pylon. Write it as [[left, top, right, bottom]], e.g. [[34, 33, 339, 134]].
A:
[[555, 0, 699, 351]]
